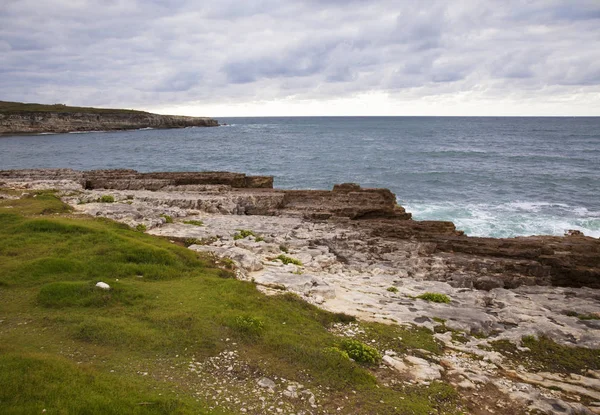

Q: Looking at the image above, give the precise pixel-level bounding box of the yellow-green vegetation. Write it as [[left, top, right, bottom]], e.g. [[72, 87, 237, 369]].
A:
[[183, 220, 204, 227], [134, 223, 147, 232], [387, 286, 398, 293], [160, 214, 174, 224], [233, 229, 264, 242], [276, 254, 302, 266], [490, 335, 600, 374], [416, 292, 451, 303], [339, 339, 381, 364], [0, 190, 465, 414], [0, 100, 148, 115], [564, 310, 599, 320], [98, 195, 115, 203]]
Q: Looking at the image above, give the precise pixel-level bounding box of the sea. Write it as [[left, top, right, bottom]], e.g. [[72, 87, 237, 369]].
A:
[[0, 116, 598, 238]]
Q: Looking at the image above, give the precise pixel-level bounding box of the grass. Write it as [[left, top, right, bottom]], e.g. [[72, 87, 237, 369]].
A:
[[233, 229, 264, 242], [0, 190, 464, 414], [0, 100, 149, 115], [416, 292, 451, 304], [98, 195, 115, 203], [183, 220, 204, 227], [0, 352, 208, 415], [564, 310, 600, 320], [490, 335, 600, 374], [160, 214, 173, 224], [275, 254, 302, 266], [387, 286, 398, 293]]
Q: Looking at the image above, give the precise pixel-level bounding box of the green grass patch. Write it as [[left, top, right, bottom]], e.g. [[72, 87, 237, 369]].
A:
[[386, 286, 398, 293], [160, 214, 173, 223], [491, 335, 600, 374], [0, 100, 149, 115], [233, 229, 263, 241], [564, 310, 599, 320], [416, 292, 451, 303], [361, 322, 443, 355], [98, 195, 115, 203], [0, 191, 72, 215], [183, 220, 204, 226], [276, 254, 302, 266], [38, 281, 143, 308], [228, 315, 265, 338], [134, 223, 147, 232], [0, 352, 208, 414]]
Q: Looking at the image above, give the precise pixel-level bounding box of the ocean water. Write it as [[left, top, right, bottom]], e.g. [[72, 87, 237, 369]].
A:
[[0, 117, 598, 238]]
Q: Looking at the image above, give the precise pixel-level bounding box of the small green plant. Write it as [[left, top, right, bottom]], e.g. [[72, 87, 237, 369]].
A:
[[183, 220, 204, 227], [323, 346, 350, 360], [231, 316, 265, 338], [134, 224, 147, 232], [233, 229, 263, 241], [183, 238, 202, 247], [564, 310, 599, 320], [160, 214, 173, 224], [339, 339, 381, 364], [416, 292, 451, 303], [98, 195, 114, 203], [276, 254, 302, 266], [279, 245, 289, 253], [386, 286, 398, 293], [292, 269, 303, 275], [220, 257, 236, 270]]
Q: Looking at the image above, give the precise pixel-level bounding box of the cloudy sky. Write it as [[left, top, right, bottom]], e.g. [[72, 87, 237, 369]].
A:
[[1, 0, 600, 116]]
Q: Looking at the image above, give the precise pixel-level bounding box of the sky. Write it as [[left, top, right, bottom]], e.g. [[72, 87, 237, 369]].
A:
[[1, 0, 600, 116]]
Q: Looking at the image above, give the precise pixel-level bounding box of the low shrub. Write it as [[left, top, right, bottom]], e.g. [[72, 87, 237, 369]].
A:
[[160, 214, 173, 224], [276, 254, 302, 266], [98, 195, 115, 203], [323, 346, 350, 360], [183, 238, 201, 247], [134, 224, 146, 232], [339, 339, 381, 364], [416, 292, 450, 303], [387, 287, 398, 293], [233, 229, 256, 240]]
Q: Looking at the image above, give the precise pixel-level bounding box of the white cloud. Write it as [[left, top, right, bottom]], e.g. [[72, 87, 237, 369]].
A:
[[1, 0, 599, 115]]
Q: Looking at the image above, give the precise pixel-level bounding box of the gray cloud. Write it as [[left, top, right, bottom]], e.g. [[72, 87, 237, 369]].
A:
[[0, 0, 599, 112]]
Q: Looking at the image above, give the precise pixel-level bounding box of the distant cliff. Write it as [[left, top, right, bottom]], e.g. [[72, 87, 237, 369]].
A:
[[0, 101, 218, 134]]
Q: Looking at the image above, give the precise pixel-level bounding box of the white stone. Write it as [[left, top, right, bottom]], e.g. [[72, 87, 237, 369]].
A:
[[95, 282, 110, 290], [257, 377, 276, 390]]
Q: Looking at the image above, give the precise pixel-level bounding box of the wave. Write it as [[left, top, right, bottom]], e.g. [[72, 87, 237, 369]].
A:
[[402, 200, 600, 238], [68, 130, 106, 134]]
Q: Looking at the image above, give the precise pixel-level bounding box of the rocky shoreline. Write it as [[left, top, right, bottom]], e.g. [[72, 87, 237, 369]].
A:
[[2, 168, 600, 414], [0, 108, 218, 135]]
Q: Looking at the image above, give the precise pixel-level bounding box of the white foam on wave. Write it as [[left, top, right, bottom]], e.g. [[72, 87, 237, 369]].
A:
[[68, 130, 106, 134], [402, 200, 600, 238]]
